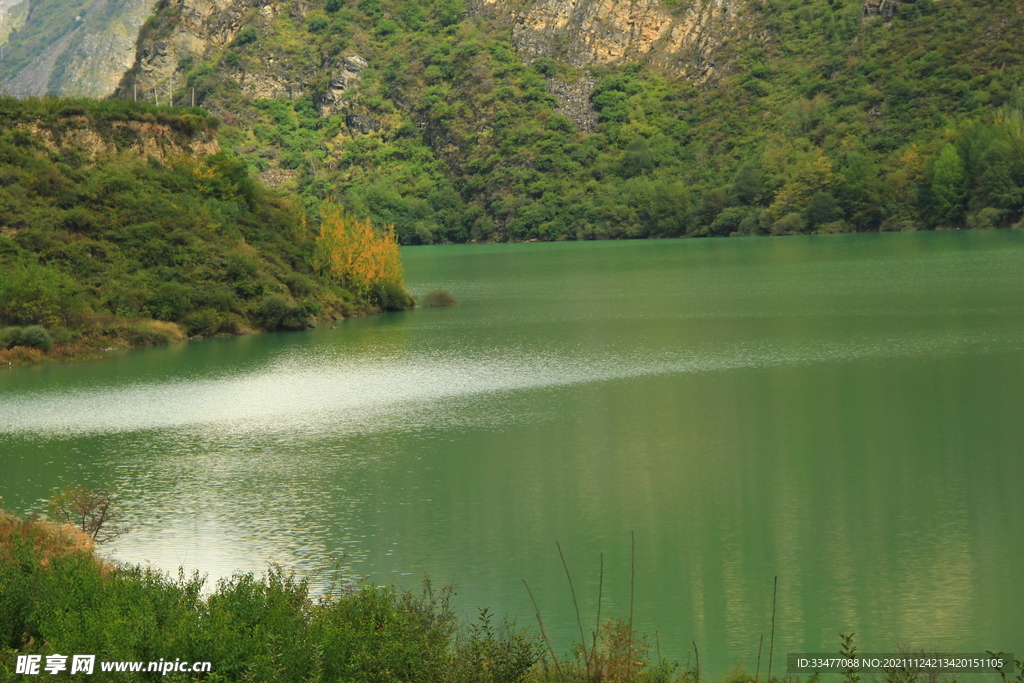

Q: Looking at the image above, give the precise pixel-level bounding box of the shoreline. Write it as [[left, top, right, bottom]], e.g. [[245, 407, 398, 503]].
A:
[[0, 309, 387, 369]]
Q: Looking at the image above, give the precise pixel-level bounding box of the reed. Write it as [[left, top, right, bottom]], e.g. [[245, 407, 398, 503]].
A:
[[524, 578, 564, 679], [767, 576, 778, 683]]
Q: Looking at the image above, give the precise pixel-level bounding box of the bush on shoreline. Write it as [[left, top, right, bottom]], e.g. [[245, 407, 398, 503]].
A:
[[422, 289, 459, 308], [0, 325, 52, 351], [0, 512, 542, 683]]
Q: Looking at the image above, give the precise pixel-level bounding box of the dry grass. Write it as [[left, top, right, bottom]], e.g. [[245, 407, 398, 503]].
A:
[[0, 318, 188, 366], [137, 319, 187, 343], [0, 511, 96, 567], [0, 346, 45, 364]]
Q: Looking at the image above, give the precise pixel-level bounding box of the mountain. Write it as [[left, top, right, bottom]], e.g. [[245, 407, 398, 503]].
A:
[[0, 0, 159, 97], [8, 0, 1024, 242]]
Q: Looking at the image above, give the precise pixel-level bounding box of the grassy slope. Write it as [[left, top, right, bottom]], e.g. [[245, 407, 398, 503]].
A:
[[128, 0, 1024, 244], [0, 97, 385, 364]]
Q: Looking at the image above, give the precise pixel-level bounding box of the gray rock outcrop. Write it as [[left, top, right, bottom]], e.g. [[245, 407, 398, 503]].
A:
[[475, 0, 747, 84], [2, 0, 159, 97]]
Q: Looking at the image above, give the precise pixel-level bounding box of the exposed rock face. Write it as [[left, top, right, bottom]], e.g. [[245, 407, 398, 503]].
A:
[[125, 0, 369, 105], [2, 0, 159, 97], [0, 0, 28, 44], [23, 118, 219, 160], [475, 0, 747, 84], [317, 54, 368, 116], [546, 74, 598, 131], [121, 0, 752, 113], [127, 0, 278, 96], [258, 167, 298, 187]]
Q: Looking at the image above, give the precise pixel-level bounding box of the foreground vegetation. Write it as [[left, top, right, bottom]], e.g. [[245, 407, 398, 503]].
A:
[[0, 510, 682, 683], [3, 507, 1021, 683], [119, 0, 1024, 242], [0, 97, 412, 365]]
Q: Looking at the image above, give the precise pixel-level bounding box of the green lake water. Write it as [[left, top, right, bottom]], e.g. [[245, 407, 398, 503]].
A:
[[2, 230, 1023, 676]]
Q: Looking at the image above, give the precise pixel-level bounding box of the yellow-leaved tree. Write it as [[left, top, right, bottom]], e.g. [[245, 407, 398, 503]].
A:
[[314, 205, 411, 309]]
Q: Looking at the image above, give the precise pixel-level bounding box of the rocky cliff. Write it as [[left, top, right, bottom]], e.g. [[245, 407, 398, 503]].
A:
[[125, 0, 275, 96], [1, 0, 159, 97], [0, 0, 926, 101], [477, 0, 749, 84], [22, 116, 219, 159], [122, 0, 754, 102]]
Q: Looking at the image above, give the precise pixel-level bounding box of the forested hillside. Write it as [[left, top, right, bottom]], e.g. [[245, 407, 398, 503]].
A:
[[0, 97, 410, 363], [110, 0, 1024, 243]]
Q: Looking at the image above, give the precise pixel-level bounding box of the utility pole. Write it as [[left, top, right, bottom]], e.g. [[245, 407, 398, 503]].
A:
[[191, 87, 195, 108], [133, 82, 137, 102]]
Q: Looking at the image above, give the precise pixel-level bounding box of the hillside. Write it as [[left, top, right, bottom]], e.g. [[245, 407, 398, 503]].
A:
[[97, 0, 1024, 243], [0, 97, 409, 364], [0, 0, 159, 97]]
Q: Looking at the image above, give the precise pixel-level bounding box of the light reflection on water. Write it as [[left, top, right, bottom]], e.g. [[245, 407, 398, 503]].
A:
[[0, 327, 1005, 437]]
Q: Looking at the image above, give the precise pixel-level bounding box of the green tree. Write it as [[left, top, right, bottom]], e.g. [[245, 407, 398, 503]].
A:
[[932, 144, 968, 224], [619, 137, 654, 178], [0, 262, 79, 326], [836, 152, 882, 231], [732, 163, 766, 206]]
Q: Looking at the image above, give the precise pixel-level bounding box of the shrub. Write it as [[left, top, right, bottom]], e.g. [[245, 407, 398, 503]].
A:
[[147, 282, 195, 321], [421, 289, 459, 307], [283, 272, 316, 297], [254, 294, 309, 331], [967, 207, 1008, 229], [373, 281, 415, 311], [450, 609, 542, 683], [771, 212, 806, 235], [232, 26, 259, 46], [218, 312, 248, 335], [183, 308, 223, 337], [532, 57, 558, 78], [0, 263, 79, 326], [1, 326, 21, 348], [0, 325, 53, 351], [0, 517, 543, 683], [18, 325, 52, 351]]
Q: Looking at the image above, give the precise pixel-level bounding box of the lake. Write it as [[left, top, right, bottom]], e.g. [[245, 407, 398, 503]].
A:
[[2, 230, 1022, 677]]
